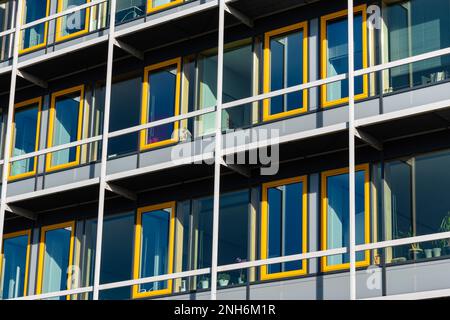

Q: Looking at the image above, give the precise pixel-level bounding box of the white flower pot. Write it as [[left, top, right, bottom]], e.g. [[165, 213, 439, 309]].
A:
[[218, 279, 229, 287], [433, 248, 442, 257], [424, 249, 433, 259], [200, 280, 209, 289]]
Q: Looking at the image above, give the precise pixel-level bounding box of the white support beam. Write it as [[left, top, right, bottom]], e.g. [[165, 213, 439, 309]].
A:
[[17, 69, 48, 88], [355, 128, 383, 151], [224, 3, 253, 28], [113, 39, 144, 60], [5, 204, 37, 221], [105, 182, 137, 201]]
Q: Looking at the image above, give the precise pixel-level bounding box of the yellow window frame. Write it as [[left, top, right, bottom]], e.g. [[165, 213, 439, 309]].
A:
[[260, 176, 308, 280], [263, 21, 308, 122], [19, 0, 51, 55], [320, 4, 368, 108], [132, 201, 176, 299], [36, 221, 76, 300], [0, 230, 32, 298], [320, 163, 371, 272], [9, 97, 42, 181], [140, 58, 181, 151], [46, 85, 85, 173], [147, 0, 183, 14], [55, 0, 91, 43]]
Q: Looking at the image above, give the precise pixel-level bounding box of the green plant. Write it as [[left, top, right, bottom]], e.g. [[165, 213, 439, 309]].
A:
[[399, 229, 421, 251], [218, 273, 230, 281], [438, 211, 450, 247]]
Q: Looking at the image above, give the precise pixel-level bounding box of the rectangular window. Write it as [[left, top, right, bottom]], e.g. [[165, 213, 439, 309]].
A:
[[9, 97, 42, 181], [321, 164, 370, 272], [36, 222, 75, 300], [263, 22, 308, 121], [147, 0, 182, 14], [133, 202, 175, 298], [320, 5, 368, 107], [20, 0, 50, 54], [1, 230, 31, 299], [140, 58, 181, 150], [46, 85, 84, 172], [261, 176, 308, 280], [56, 0, 91, 42]]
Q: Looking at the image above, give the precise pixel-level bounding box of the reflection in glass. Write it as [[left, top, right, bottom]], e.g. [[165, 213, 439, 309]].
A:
[[323, 12, 365, 104], [144, 64, 178, 147], [39, 225, 73, 300], [267, 28, 305, 117], [57, 0, 89, 41], [20, 0, 48, 52], [116, 0, 145, 23], [385, 0, 450, 92], [1, 233, 29, 299], [325, 169, 367, 267], [49, 90, 83, 169], [136, 206, 173, 296], [84, 213, 134, 300], [266, 180, 305, 275], [11, 102, 40, 178]]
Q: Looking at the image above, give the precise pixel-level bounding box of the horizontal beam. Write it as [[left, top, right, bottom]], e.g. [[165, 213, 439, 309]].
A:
[[113, 39, 144, 60], [364, 288, 450, 300], [224, 3, 253, 28], [17, 70, 48, 88], [105, 182, 137, 201], [355, 128, 383, 151], [12, 286, 93, 301], [5, 204, 36, 220]]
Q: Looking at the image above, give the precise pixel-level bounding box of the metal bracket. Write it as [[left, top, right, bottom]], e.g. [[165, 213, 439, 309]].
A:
[[105, 182, 137, 201], [5, 204, 37, 220], [17, 70, 48, 88], [220, 158, 251, 178], [224, 3, 254, 28], [355, 128, 383, 151], [113, 39, 144, 60]]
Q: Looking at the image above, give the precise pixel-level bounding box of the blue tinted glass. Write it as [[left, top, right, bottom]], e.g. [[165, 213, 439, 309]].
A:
[[138, 209, 170, 294], [11, 104, 39, 176], [267, 182, 304, 274], [51, 93, 80, 167], [59, 0, 88, 38], [116, 0, 145, 23], [1, 235, 28, 299], [326, 170, 366, 266], [270, 30, 304, 115], [326, 14, 364, 102], [22, 0, 47, 50], [42, 227, 72, 299], [146, 66, 177, 145]]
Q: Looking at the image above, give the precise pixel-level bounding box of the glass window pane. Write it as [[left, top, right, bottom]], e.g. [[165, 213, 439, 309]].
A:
[[49, 90, 82, 169], [137, 207, 172, 294], [1, 234, 29, 299], [268, 29, 304, 116], [11, 102, 39, 178], [325, 169, 367, 267], [265, 180, 305, 277], [57, 0, 89, 40], [21, 0, 48, 51], [40, 225, 73, 300], [116, 0, 145, 23], [386, 0, 450, 91], [323, 12, 365, 104], [145, 64, 178, 146]]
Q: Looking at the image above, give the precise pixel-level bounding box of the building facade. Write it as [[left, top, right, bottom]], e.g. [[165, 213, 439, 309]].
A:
[[0, 0, 450, 300]]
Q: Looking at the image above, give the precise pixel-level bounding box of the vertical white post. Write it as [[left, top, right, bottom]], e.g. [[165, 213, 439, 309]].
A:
[[0, 0, 23, 258], [347, 0, 357, 300], [92, 0, 116, 300], [210, 0, 225, 300]]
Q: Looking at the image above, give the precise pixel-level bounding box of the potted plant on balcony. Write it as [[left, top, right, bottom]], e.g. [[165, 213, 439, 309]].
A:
[[402, 229, 423, 260], [235, 257, 247, 285], [432, 240, 443, 258], [199, 276, 209, 290], [218, 273, 230, 287], [439, 212, 450, 255]]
